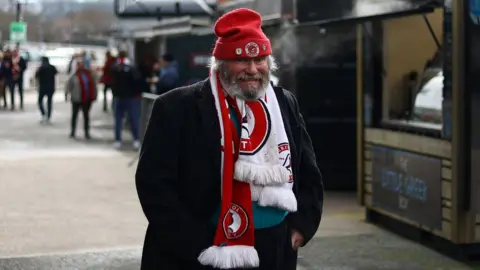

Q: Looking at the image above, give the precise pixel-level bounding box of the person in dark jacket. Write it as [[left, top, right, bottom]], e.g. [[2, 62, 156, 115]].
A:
[[35, 56, 58, 123], [0, 50, 13, 110], [135, 8, 323, 270], [9, 48, 27, 110], [156, 53, 180, 95], [111, 50, 141, 150], [0, 52, 7, 109]]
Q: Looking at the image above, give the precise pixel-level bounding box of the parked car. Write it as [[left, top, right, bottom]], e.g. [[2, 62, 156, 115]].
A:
[[411, 70, 443, 124], [44, 49, 72, 74]]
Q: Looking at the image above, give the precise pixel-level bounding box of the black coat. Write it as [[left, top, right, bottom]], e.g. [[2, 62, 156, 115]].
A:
[[1, 56, 27, 81], [135, 79, 324, 270], [110, 62, 141, 99], [35, 62, 58, 93]]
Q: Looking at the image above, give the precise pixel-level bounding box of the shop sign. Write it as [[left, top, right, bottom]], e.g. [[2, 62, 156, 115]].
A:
[[371, 146, 442, 229]]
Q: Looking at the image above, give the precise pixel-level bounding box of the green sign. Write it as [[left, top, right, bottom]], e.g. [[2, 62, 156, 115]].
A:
[[10, 22, 27, 42]]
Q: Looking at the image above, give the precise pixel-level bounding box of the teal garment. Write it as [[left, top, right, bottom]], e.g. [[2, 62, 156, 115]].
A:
[[210, 105, 287, 229]]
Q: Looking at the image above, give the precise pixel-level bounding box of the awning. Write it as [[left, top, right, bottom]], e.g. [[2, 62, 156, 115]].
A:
[[132, 26, 192, 39], [114, 16, 210, 39], [293, 0, 442, 28], [115, 0, 216, 19]]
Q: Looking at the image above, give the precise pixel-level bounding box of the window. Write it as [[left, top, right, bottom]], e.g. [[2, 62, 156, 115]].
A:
[[412, 71, 443, 125], [380, 8, 444, 132]]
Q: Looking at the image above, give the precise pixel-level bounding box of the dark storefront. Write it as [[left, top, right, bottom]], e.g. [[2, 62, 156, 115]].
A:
[[468, 0, 480, 216], [260, 1, 359, 190], [165, 33, 215, 86]]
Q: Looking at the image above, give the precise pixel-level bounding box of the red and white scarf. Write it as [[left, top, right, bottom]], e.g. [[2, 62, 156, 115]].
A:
[[198, 72, 297, 269], [12, 55, 21, 79]]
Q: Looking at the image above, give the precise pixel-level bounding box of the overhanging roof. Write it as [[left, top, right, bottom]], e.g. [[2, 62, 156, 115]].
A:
[[132, 25, 193, 39], [293, 0, 442, 28], [110, 16, 213, 39], [115, 0, 217, 18]]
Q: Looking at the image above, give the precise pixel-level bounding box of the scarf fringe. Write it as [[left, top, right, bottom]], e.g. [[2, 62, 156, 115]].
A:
[[257, 186, 297, 212], [198, 245, 259, 269], [234, 160, 290, 186], [250, 184, 262, 201]]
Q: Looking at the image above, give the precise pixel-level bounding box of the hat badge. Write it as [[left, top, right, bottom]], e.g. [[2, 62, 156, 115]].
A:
[[245, 42, 260, 57], [235, 48, 242, 56], [262, 44, 267, 51]]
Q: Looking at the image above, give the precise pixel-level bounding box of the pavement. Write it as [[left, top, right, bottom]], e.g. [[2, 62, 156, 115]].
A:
[[0, 91, 476, 269]]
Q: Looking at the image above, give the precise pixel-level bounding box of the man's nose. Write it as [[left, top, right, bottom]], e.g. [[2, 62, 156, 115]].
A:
[[245, 60, 258, 74]]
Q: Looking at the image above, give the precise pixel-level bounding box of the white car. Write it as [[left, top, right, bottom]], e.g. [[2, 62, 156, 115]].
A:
[[44, 50, 72, 74], [412, 70, 443, 124]]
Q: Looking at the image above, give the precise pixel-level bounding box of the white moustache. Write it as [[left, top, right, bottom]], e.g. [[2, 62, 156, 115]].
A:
[[236, 74, 263, 80]]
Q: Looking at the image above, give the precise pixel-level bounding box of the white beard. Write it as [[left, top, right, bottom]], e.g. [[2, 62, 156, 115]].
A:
[[219, 71, 270, 102]]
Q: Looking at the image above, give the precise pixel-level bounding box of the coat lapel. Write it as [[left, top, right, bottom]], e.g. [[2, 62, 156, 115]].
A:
[[195, 79, 222, 171]]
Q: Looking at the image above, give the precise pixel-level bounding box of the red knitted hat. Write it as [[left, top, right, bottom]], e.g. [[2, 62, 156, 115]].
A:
[[213, 8, 272, 60]]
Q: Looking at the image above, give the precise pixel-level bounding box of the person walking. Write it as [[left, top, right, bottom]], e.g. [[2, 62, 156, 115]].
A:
[[0, 52, 7, 109], [1, 50, 13, 110], [67, 52, 79, 76], [9, 48, 27, 110], [100, 51, 116, 112], [135, 8, 324, 270], [111, 51, 141, 150], [65, 59, 97, 140], [35, 56, 58, 124]]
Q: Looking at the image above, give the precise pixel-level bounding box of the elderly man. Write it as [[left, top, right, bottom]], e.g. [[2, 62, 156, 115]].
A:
[[136, 8, 324, 270]]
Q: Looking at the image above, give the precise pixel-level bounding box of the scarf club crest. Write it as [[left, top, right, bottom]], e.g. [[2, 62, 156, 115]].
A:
[[240, 100, 271, 155], [222, 203, 249, 239]]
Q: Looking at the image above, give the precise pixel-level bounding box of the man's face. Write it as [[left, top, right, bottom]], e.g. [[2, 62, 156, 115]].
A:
[[220, 56, 270, 101]]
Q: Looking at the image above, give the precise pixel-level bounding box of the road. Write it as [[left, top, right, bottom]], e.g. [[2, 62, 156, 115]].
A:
[[0, 92, 475, 269]]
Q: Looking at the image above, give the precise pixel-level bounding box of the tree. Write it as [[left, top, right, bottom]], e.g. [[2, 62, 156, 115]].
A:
[[41, 9, 116, 42]]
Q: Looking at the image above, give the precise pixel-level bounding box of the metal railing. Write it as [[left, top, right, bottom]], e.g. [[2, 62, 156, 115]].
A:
[[127, 92, 158, 167]]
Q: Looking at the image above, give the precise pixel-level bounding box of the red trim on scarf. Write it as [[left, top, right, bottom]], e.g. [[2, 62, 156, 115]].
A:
[[76, 69, 96, 103], [213, 73, 255, 248]]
